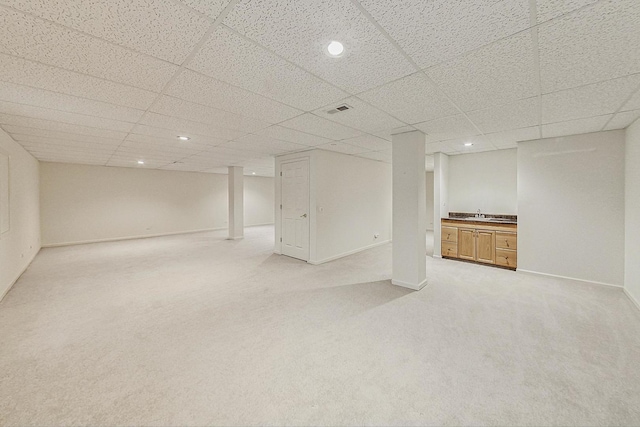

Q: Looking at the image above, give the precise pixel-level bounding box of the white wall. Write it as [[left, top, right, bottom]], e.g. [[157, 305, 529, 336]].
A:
[[426, 172, 434, 230], [244, 176, 275, 226], [625, 119, 640, 307], [40, 163, 274, 246], [313, 150, 392, 264], [448, 149, 518, 214], [433, 153, 449, 257], [518, 130, 625, 286], [0, 129, 40, 300]]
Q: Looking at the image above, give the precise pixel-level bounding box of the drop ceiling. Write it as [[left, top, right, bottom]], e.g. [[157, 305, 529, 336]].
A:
[[0, 0, 638, 177]]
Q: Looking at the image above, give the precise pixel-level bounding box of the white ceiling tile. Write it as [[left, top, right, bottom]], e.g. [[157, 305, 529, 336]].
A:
[[359, 0, 531, 69], [279, 114, 362, 140], [132, 121, 244, 142], [165, 70, 302, 123], [149, 96, 271, 133], [19, 141, 115, 156], [425, 141, 458, 155], [0, 101, 133, 132], [0, 81, 144, 123], [466, 97, 540, 133], [220, 134, 308, 155], [0, 8, 178, 92], [254, 125, 331, 147], [118, 140, 202, 158], [358, 73, 458, 125], [315, 141, 371, 154], [426, 32, 538, 112], [541, 115, 612, 138], [373, 125, 418, 141], [442, 135, 497, 154], [107, 158, 169, 168], [621, 87, 640, 111], [34, 156, 109, 166], [414, 114, 479, 142], [126, 132, 225, 150], [189, 26, 348, 111], [486, 126, 541, 148], [3, 0, 210, 63], [175, 0, 232, 20], [223, 0, 415, 93], [538, 0, 640, 93], [541, 74, 640, 123], [10, 133, 121, 149], [316, 142, 371, 155], [0, 54, 157, 110], [0, 121, 127, 143], [605, 110, 640, 130], [312, 97, 405, 133], [340, 134, 391, 152], [536, 0, 600, 23]]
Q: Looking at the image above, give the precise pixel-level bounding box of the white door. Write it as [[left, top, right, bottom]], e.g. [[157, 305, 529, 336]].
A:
[[281, 159, 309, 261]]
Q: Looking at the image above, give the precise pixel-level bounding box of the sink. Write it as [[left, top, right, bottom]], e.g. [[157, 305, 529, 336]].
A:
[[488, 218, 514, 223]]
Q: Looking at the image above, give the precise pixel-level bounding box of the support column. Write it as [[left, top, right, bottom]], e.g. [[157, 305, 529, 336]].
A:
[[392, 130, 427, 290], [228, 166, 244, 240], [433, 152, 449, 257]]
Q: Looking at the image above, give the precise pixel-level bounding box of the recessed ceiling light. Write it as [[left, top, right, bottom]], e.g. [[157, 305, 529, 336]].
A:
[[137, 160, 145, 165], [177, 136, 190, 141], [464, 142, 474, 147], [327, 41, 344, 57], [252, 172, 256, 175]]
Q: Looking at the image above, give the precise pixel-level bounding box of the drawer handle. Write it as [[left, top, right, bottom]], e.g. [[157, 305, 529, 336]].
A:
[[505, 240, 509, 247], [447, 233, 451, 239]]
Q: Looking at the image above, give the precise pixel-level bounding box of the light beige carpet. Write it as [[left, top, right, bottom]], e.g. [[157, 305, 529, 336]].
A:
[[1, 225, 639, 426]]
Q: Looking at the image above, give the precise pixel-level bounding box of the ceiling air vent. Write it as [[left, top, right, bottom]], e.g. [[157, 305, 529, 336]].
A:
[[327, 104, 352, 114]]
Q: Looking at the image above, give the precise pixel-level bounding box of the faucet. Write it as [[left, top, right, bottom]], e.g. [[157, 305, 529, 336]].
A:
[[476, 209, 481, 218]]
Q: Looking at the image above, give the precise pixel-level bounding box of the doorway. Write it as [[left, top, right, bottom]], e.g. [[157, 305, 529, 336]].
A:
[[280, 158, 310, 261]]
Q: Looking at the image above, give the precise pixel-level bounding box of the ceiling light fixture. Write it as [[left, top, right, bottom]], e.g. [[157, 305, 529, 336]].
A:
[[137, 160, 145, 165], [464, 142, 474, 147], [327, 41, 344, 57], [252, 172, 256, 175], [177, 136, 190, 141]]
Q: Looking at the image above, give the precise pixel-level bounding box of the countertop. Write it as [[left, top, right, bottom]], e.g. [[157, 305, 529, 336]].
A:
[[443, 217, 518, 225]]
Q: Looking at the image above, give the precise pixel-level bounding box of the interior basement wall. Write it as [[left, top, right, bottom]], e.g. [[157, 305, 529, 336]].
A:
[[625, 119, 640, 309], [313, 150, 392, 264], [448, 149, 518, 215], [0, 129, 40, 300], [517, 130, 625, 287], [40, 163, 274, 247], [426, 172, 434, 230]]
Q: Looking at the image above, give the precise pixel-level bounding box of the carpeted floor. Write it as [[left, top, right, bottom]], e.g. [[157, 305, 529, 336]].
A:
[[1, 225, 639, 426]]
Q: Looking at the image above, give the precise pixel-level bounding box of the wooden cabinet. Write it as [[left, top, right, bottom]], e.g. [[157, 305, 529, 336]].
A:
[[441, 219, 516, 270]]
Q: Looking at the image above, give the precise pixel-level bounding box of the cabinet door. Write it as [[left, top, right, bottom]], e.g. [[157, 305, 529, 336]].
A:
[[476, 230, 496, 264], [458, 228, 476, 260]]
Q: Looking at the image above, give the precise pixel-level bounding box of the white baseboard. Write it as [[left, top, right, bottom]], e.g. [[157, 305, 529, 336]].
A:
[[307, 239, 390, 265], [624, 288, 640, 312], [42, 224, 276, 248], [391, 277, 428, 291], [516, 269, 623, 288], [42, 227, 227, 248], [0, 247, 40, 302], [432, 254, 442, 259]]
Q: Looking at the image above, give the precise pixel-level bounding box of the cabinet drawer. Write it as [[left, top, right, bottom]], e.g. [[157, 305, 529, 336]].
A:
[[441, 241, 458, 258], [442, 226, 458, 243], [496, 232, 517, 250], [496, 249, 517, 268]]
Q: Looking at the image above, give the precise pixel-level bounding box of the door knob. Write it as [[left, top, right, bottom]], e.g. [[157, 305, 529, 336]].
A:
[[301, 213, 307, 218]]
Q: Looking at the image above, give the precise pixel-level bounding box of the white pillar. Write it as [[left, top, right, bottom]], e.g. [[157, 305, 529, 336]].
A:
[[228, 166, 244, 240], [392, 131, 427, 290], [433, 153, 449, 257]]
